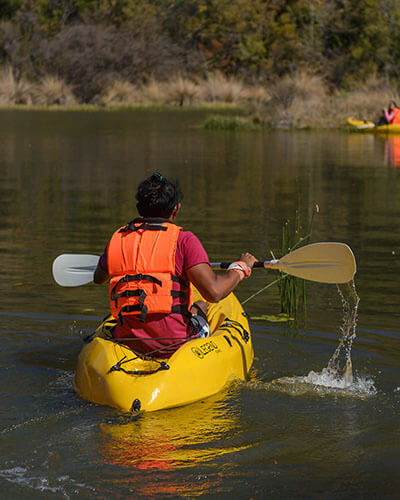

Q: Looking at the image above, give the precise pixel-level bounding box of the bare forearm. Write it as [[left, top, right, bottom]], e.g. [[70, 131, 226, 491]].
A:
[[186, 261, 254, 303], [196, 270, 242, 302]]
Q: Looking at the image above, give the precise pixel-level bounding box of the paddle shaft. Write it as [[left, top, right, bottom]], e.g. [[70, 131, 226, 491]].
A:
[[211, 261, 277, 270]]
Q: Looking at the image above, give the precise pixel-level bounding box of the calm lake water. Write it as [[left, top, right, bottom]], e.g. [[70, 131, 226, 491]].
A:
[[0, 110, 399, 498]]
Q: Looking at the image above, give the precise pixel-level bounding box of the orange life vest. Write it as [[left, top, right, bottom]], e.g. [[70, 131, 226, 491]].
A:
[[391, 106, 400, 125], [107, 218, 192, 323]]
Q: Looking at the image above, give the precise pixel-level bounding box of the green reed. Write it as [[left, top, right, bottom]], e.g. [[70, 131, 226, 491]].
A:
[[242, 205, 318, 322], [277, 207, 317, 321], [202, 114, 259, 131]]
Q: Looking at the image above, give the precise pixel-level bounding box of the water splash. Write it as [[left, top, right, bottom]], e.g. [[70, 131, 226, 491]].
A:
[[257, 280, 376, 397], [251, 370, 376, 397], [325, 280, 360, 385]]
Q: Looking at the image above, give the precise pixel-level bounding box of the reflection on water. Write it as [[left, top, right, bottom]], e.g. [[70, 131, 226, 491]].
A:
[[384, 135, 400, 167], [346, 129, 400, 168], [99, 391, 252, 473], [97, 391, 257, 497], [1, 111, 400, 498]]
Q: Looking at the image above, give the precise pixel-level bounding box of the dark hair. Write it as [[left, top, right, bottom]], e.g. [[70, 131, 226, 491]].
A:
[[136, 173, 183, 218]]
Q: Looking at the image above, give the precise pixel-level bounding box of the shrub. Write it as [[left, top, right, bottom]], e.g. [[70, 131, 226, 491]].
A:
[[39, 23, 188, 102], [253, 71, 329, 127], [0, 65, 32, 105], [284, 96, 330, 128], [139, 77, 168, 105], [164, 74, 204, 106], [241, 84, 270, 104], [269, 70, 327, 108], [97, 79, 138, 106], [204, 71, 245, 102], [0, 65, 15, 104], [32, 75, 77, 105]]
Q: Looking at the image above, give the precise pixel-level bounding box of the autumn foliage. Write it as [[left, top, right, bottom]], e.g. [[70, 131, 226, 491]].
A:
[[0, 0, 399, 114]]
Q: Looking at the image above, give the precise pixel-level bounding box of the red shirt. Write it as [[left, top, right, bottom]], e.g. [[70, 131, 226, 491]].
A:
[[99, 230, 210, 357]]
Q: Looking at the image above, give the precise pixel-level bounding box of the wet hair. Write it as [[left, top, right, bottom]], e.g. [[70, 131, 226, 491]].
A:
[[136, 173, 183, 218]]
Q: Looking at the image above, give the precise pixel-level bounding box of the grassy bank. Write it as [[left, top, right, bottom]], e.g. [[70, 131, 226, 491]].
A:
[[0, 102, 243, 113], [0, 67, 263, 107], [1, 66, 398, 130]]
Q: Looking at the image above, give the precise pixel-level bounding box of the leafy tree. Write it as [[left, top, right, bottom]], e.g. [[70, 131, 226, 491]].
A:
[[158, 0, 272, 75], [34, 0, 161, 32], [319, 0, 395, 86], [0, 0, 20, 20], [1, 0, 400, 96]]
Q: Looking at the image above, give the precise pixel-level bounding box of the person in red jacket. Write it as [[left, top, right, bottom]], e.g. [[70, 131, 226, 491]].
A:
[[384, 101, 400, 124], [94, 173, 257, 358]]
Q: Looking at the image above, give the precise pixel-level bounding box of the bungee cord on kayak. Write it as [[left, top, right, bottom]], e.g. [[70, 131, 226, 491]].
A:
[[108, 355, 170, 377]]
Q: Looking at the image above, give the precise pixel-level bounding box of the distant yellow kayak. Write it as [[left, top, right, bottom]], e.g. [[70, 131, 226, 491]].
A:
[[347, 117, 400, 133], [74, 289, 254, 412]]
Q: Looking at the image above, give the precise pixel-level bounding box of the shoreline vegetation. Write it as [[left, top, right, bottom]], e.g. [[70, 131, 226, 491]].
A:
[[1, 1, 400, 130], [1, 68, 399, 131]]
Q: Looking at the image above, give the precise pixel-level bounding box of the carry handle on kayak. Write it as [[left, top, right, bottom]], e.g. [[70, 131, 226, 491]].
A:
[[52, 242, 356, 287]]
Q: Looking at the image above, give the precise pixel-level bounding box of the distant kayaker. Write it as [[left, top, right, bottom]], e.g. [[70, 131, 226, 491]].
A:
[[384, 100, 400, 125], [93, 172, 257, 358]]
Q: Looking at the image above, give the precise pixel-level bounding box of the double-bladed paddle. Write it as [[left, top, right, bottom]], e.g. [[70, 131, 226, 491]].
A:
[[52, 242, 356, 287]]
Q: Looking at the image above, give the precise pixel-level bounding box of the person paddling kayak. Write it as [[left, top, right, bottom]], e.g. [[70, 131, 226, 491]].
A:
[[93, 172, 257, 358], [385, 100, 400, 124], [376, 100, 400, 126]]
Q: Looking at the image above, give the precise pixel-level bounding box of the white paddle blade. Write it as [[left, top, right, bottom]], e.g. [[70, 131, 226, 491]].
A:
[[52, 254, 100, 287], [269, 242, 356, 284]]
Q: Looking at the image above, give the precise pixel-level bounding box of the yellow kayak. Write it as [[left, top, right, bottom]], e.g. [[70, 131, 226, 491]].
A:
[[74, 290, 254, 412], [347, 117, 400, 133]]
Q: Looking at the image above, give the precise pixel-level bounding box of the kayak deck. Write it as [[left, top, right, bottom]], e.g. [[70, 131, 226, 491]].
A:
[[74, 290, 254, 412]]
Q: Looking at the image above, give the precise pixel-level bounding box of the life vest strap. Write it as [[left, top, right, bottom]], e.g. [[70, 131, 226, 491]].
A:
[[114, 289, 147, 309], [171, 275, 190, 288], [119, 304, 149, 324], [119, 217, 175, 233], [121, 273, 162, 286], [171, 304, 191, 318], [171, 290, 188, 298], [118, 304, 191, 325], [121, 222, 167, 232], [112, 274, 191, 322], [111, 274, 162, 305]]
